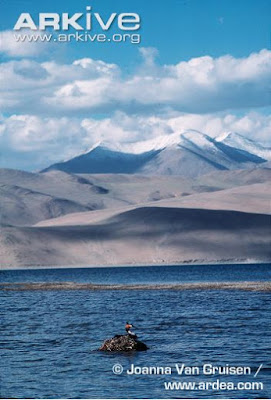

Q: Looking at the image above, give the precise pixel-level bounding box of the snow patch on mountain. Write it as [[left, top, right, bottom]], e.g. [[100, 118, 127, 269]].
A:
[[216, 132, 271, 161]]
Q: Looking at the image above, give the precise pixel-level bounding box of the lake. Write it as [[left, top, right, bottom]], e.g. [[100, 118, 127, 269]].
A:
[[0, 263, 270, 399]]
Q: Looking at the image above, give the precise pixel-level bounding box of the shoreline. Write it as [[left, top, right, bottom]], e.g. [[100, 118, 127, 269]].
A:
[[0, 259, 270, 272], [1, 280, 271, 292]]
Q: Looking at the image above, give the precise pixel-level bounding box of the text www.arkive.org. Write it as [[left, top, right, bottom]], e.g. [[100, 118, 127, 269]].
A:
[[13, 32, 141, 44]]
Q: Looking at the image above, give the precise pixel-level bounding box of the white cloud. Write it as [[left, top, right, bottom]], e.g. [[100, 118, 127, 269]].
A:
[[0, 114, 88, 170], [0, 48, 270, 115], [0, 57, 120, 114], [167, 112, 271, 143]]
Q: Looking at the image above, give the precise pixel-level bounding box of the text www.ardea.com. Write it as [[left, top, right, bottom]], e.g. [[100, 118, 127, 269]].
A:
[[164, 379, 263, 391]]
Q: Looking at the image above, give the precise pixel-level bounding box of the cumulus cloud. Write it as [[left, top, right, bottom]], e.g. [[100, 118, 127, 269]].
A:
[[1, 111, 270, 170], [0, 48, 270, 115], [0, 114, 88, 170], [0, 57, 120, 115], [167, 112, 271, 143]]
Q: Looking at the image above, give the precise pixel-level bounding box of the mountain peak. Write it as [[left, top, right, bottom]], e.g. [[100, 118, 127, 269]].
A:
[[215, 131, 271, 161], [216, 131, 250, 143], [84, 141, 122, 153]]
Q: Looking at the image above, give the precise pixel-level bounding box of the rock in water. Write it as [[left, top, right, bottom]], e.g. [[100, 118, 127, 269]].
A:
[[99, 334, 148, 352]]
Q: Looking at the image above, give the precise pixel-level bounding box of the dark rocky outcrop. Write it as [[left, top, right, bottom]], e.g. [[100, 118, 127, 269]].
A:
[[99, 334, 148, 352]]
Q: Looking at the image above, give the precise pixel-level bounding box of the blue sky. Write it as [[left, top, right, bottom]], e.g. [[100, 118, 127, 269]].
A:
[[1, 0, 270, 66], [0, 0, 270, 170]]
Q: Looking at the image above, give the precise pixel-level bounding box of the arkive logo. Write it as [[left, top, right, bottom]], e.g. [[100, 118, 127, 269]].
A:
[[13, 6, 141, 31]]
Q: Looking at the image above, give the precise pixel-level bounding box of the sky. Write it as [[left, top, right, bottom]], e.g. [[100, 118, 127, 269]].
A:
[[0, 0, 270, 170]]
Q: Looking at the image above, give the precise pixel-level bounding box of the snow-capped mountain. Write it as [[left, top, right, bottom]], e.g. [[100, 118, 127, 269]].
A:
[[216, 131, 271, 161], [42, 130, 271, 177]]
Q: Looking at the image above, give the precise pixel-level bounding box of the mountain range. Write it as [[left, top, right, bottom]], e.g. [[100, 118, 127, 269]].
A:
[[42, 130, 271, 177], [1, 130, 270, 268]]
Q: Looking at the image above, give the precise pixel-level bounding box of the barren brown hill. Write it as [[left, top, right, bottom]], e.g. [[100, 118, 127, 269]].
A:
[[1, 207, 270, 268]]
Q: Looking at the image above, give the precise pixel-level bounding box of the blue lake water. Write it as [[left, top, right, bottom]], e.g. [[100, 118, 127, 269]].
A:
[[0, 263, 270, 399]]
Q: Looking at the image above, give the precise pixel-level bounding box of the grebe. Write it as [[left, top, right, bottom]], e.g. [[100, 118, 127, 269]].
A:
[[125, 322, 137, 338]]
